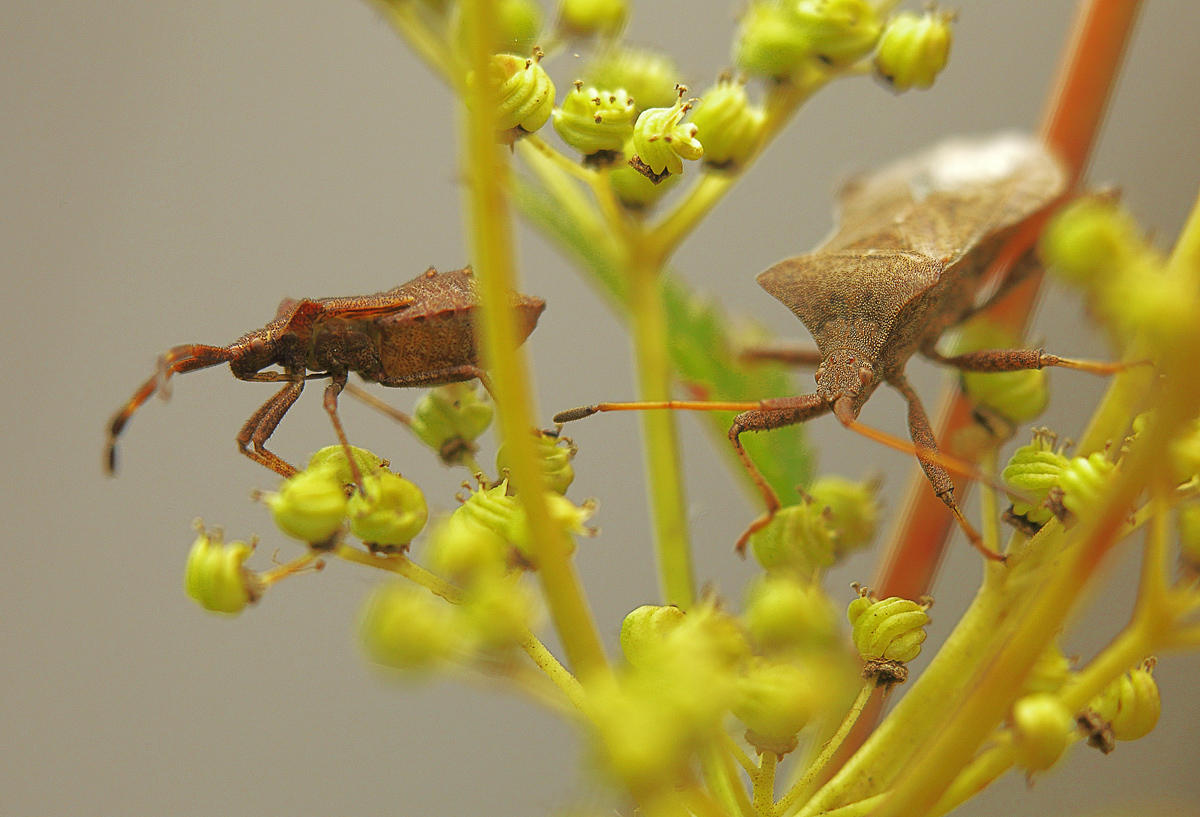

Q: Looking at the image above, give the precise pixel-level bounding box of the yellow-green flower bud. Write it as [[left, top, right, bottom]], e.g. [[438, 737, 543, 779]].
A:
[[734, 2, 812, 79], [874, 9, 953, 92], [487, 50, 556, 139], [1011, 693, 1074, 772], [1002, 431, 1070, 526], [457, 573, 537, 651], [305, 444, 386, 488], [1022, 643, 1072, 695], [955, 322, 1050, 423], [495, 428, 577, 494], [424, 513, 510, 586], [669, 603, 753, 672], [348, 471, 429, 553], [629, 87, 703, 182], [360, 582, 461, 673], [583, 47, 680, 112], [1041, 196, 1143, 292], [808, 475, 879, 553], [750, 501, 835, 575], [732, 658, 820, 742], [744, 575, 838, 654], [454, 480, 595, 566], [1091, 659, 1161, 743], [453, 0, 544, 60], [557, 0, 628, 38], [608, 153, 681, 209], [184, 521, 262, 615], [620, 604, 687, 668], [552, 82, 637, 159], [1057, 452, 1116, 519], [793, 0, 881, 66], [409, 382, 494, 465], [847, 592, 929, 663], [1180, 501, 1200, 574], [689, 77, 765, 168], [265, 466, 348, 546]]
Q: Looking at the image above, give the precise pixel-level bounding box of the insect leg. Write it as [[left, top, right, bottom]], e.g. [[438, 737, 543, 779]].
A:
[[890, 373, 1003, 562], [738, 343, 826, 368], [237, 380, 305, 478], [926, 347, 1131, 376], [321, 373, 365, 491], [104, 344, 237, 473], [729, 393, 830, 554]]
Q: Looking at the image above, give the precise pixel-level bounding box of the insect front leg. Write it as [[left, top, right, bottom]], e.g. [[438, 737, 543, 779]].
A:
[[237, 379, 306, 478], [890, 373, 1003, 561], [729, 393, 830, 554], [320, 372, 366, 490]]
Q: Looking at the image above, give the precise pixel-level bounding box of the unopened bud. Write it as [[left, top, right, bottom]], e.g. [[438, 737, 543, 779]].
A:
[[410, 382, 494, 465], [184, 521, 262, 615], [552, 81, 637, 158], [496, 428, 577, 494], [265, 466, 348, 547], [557, 0, 628, 38], [348, 471, 428, 553], [360, 582, 461, 673], [874, 9, 954, 91], [690, 77, 765, 169], [1011, 693, 1074, 772], [792, 0, 881, 66], [629, 86, 703, 182], [486, 50, 556, 140]]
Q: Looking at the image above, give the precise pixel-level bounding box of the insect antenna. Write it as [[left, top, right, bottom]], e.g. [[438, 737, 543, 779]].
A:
[[105, 344, 238, 473]]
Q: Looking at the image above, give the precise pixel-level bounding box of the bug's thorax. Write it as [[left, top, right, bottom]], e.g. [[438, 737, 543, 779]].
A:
[[815, 348, 880, 426]]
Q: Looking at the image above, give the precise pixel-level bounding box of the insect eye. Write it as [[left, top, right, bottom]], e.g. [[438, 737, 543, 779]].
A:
[[859, 366, 873, 386], [815, 367, 824, 383]]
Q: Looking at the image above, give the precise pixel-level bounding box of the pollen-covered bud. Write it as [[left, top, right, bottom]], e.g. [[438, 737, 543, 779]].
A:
[[453, 0, 544, 61], [557, 0, 628, 38], [552, 81, 637, 159], [955, 322, 1050, 423], [873, 9, 954, 91], [424, 513, 510, 587], [360, 581, 462, 674], [264, 466, 348, 547], [486, 50, 556, 140], [734, 2, 813, 79], [689, 77, 766, 169], [1055, 452, 1116, 520], [184, 521, 263, 615], [347, 471, 429, 554], [620, 604, 687, 668], [792, 0, 882, 66], [628, 86, 703, 182], [1011, 693, 1074, 773], [305, 445, 387, 488], [1002, 430, 1070, 528], [1041, 195, 1145, 292], [410, 382, 494, 466], [744, 574, 839, 655], [583, 47, 680, 112], [496, 428, 577, 495]]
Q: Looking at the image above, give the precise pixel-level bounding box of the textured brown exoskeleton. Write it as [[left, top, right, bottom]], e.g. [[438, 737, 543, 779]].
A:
[[557, 134, 1123, 559], [106, 266, 545, 478]]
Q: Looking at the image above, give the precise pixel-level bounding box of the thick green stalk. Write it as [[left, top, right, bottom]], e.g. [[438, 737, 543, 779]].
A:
[[458, 0, 608, 682]]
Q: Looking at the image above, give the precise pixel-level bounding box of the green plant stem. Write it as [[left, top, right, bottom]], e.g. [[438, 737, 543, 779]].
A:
[[751, 751, 778, 816], [625, 236, 696, 608], [458, 0, 609, 684], [777, 682, 874, 817]]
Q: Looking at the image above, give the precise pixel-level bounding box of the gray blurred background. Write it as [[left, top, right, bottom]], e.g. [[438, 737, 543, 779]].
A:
[[3, 1, 1198, 815]]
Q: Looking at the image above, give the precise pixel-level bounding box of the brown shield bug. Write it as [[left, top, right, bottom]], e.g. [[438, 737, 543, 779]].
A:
[[556, 134, 1125, 559], [106, 266, 546, 478]]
